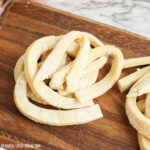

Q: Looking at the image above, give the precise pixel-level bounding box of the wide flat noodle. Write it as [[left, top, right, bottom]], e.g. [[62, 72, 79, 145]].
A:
[[124, 56, 150, 69], [118, 66, 150, 93], [75, 45, 124, 102], [66, 36, 90, 92], [14, 73, 103, 126]]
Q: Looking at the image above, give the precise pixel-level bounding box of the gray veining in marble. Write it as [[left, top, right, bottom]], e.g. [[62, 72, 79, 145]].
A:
[[45, 0, 150, 38]]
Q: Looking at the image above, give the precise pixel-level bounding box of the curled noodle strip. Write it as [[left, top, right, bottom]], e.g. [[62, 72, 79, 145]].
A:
[[14, 31, 125, 126], [125, 73, 150, 150], [14, 73, 102, 126]]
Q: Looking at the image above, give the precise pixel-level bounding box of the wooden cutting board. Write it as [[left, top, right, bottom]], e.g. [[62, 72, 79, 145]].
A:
[[0, 0, 150, 149]]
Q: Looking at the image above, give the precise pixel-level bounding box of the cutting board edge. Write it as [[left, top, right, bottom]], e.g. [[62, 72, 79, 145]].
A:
[[1, 0, 150, 42]]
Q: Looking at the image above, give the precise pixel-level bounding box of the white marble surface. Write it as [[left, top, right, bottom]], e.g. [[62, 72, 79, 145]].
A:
[[45, 0, 150, 38]]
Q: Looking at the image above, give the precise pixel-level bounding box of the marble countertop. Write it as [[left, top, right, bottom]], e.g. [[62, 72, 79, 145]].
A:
[[45, 0, 150, 38]]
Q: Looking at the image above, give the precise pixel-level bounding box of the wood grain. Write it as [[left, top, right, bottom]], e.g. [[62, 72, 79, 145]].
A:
[[0, 0, 150, 149]]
